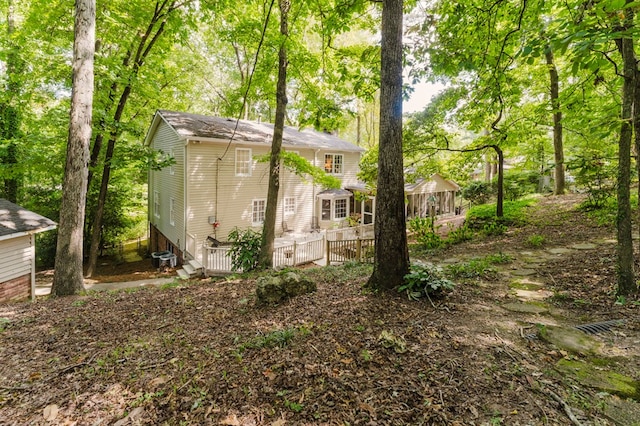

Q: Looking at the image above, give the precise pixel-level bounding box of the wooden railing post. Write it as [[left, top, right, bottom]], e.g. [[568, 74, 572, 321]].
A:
[[356, 237, 361, 261], [293, 241, 298, 266]]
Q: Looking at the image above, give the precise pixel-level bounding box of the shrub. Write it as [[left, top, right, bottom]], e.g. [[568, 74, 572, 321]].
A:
[[408, 216, 436, 239], [446, 258, 496, 280], [227, 227, 261, 272], [445, 223, 473, 245], [417, 232, 444, 250], [399, 263, 454, 300], [461, 181, 495, 205], [482, 220, 507, 236], [527, 234, 545, 247], [500, 170, 540, 201]]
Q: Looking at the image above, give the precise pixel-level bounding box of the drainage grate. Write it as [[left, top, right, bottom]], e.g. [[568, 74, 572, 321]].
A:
[[573, 319, 625, 335], [523, 319, 625, 340]]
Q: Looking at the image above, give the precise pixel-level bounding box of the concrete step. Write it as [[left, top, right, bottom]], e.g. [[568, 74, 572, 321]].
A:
[[188, 259, 204, 271], [176, 269, 190, 280], [183, 264, 197, 276]]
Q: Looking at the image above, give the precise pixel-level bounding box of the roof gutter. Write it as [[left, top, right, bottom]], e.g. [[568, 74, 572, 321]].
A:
[[0, 224, 57, 243]]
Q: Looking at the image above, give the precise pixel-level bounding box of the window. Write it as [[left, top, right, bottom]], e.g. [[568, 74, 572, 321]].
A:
[[324, 154, 343, 174], [154, 191, 160, 218], [236, 148, 252, 176], [170, 197, 176, 226], [252, 199, 266, 224], [169, 149, 175, 175], [334, 198, 347, 219], [284, 197, 295, 216], [321, 199, 331, 220]]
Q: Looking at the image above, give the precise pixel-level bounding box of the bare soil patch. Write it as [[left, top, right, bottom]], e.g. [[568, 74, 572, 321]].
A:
[[2, 193, 640, 425]]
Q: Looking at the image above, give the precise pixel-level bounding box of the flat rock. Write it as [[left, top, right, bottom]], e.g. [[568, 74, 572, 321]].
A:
[[603, 395, 640, 424], [571, 243, 597, 250], [522, 257, 548, 264], [539, 325, 600, 355], [501, 302, 549, 314], [442, 258, 460, 264], [548, 247, 573, 255], [511, 269, 537, 276], [510, 279, 545, 290], [556, 359, 640, 400], [512, 289, 554, 301]]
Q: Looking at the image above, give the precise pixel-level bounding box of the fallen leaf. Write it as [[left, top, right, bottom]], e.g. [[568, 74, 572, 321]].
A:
[[220, 413, 240, 425], [263, 368, 277, 380], [43, 404, 58, 422], [149, 375, 170, 388], [271, 419, 286, 426]]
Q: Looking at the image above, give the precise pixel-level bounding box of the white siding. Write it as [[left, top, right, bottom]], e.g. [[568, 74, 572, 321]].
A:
[[0, 236, 32, 284], [185, 142, 319, 261], [148, 121, 185, 252]]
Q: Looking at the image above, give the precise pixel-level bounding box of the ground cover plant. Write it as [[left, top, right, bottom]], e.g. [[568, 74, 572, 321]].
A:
[[1, 194, 639, 425]]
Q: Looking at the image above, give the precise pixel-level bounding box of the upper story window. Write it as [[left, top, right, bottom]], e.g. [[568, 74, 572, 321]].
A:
[[324, 153, 343, 175], [284, 197, 295, 216], [154, 191, 160, 219], [236, 148, 252, 176], [169, 149, 175, 175], [252, 199, 266, 225]]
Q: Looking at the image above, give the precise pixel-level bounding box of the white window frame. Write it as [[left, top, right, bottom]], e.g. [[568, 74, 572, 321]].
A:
[[235, 148, 252, 176], [170, 197, 176, 226], [334, 198, 348, 219], [169, 148, 175, 175], [284, 197, 296, 216], [324, 153, 343, 175], [252, 199, 266, 225], [154, 190, 160, 219]]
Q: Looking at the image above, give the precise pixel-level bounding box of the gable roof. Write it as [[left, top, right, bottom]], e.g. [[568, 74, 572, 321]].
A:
[[404, 173, 460, 194], [146, 110, 364, 153], [0, 199, 57, 240]]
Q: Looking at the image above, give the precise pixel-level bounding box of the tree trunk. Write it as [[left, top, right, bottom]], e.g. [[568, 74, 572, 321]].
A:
[[367, 0, 409, 291], [258, 0, 289, 269], [545, 44, 564, 195], [84, 2, 173, 277], [614, 9, 636, 296], [0, 0, 21, 203], [85, 86, 131, 277], [51, 0, 95, 296], [493, 145, 504, 218]]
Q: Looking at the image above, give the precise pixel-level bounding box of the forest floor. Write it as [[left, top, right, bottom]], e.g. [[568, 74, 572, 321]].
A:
[[2, 193, 640, 425]]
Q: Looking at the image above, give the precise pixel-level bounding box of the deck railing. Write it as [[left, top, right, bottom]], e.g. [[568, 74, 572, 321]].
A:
[[325, 223, 374, 241], [326, 237, 375, 265], [202, 235, 325, 274]]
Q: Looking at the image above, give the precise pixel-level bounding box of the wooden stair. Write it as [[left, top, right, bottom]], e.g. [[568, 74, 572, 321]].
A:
[[176, 259, 204, 280]]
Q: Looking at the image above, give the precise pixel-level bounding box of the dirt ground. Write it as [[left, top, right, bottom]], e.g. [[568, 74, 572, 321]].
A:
[[2, 194, 640, 425]]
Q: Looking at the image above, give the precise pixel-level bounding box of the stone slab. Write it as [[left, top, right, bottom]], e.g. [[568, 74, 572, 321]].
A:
[[501, 302, 549, 314], [539, 325, 600, 355], [556, 359, 639, 400], [511, 269, 537, 276], [548, 247, 573, 255], [571, 243, 597, 250]]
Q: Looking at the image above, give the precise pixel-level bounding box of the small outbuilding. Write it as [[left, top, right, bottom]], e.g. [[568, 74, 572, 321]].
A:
[[405, 173, 460, 218], [0, 199, 56, 302]]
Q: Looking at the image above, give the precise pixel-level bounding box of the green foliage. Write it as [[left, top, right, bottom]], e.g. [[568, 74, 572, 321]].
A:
[[570, 156, 616, 209], [236, 326, 305, 354], [0, 318, 10, 332], [500, 170, 541, 201], [467, 197, 536, 229], [461, 181, 494, 205], [445, 223, 473, 244], [227, 227, 262, 272], [399, 263, 455, 300], [408, 216, 435, 237], [527, 234, 546, 247], [482, 220, 508, 236], [445, 253, 511, 281], [258, 151, 341, 189]]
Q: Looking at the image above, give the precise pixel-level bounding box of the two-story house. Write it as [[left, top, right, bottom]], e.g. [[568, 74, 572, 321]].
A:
[[145, 110, 364, 265]]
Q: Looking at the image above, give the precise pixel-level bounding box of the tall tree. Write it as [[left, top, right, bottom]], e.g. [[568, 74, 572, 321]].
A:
[[258, 0, 289, 269], [51, 0, 95, 296], [614, 3, 635, 296], [85, 0, 188, 277], [0, 0, 22, 202], [544, 42, 565, 195], [367, 0, 409, 291]]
